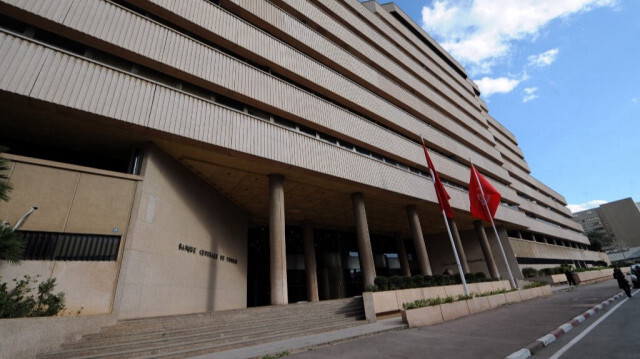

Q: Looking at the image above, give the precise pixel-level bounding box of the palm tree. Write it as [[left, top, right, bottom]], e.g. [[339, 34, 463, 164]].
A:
[[0, 146, 24, 264]]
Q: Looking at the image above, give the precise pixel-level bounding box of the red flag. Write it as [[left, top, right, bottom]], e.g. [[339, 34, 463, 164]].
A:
[[469, 164, 501, 222], [421, 138, 454, 219]]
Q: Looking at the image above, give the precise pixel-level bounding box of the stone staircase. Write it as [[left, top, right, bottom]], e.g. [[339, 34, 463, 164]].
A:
[[38, 297, 366, 359]]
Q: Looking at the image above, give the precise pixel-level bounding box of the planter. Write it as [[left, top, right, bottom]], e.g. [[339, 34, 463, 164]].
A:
[[401, 305, 443, 327], [467, 296, 491, 314], [400, 285, 552, 327], [487, 293, 507, 308], [441, 300, 470, 321], [519, 288, 535, 301], [504, 290, 522, 303]]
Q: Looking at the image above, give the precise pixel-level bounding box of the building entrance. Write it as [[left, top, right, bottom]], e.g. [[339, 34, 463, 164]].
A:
[[246, 226, 415, 307]]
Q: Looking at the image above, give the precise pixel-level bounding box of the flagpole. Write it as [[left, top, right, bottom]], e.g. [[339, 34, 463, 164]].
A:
[[471, 162, 517, 289], [421, 136, 469, 295], [441, 208, 470, 295]]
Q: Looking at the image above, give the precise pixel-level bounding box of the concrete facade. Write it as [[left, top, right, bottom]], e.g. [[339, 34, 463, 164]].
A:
[[572, 198, 640, 249], [0, 0, 605, 321]]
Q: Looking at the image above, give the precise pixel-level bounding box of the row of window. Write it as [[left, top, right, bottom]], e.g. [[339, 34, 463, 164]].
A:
[[16, 231, 121, 261]]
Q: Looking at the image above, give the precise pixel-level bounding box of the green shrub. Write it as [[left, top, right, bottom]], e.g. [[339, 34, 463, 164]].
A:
[[475, 288, 510, 297], [452, 274, 462, 284], [464, 272, 476, 282], [457, 294, 473, 301], [523, 282, 547, 289], [412, 275, 425, 287], [0, 275, 65, 318], [540, 268, 554, 276], [521, 268, 538, 278], [400, 276, 414, 289], [474, 272, 487, 282], [423, 275, 433, 286], [388, 275, 403, 290], [431, 274, 444, 286], [374, 276, 388, 291], [365, 285, 379, 292], [442, 295, 455, 303]]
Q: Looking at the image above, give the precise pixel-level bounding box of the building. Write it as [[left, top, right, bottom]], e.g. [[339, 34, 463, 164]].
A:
[[572, 209, 612, 245], [0, 0, 608, 323], [573, 198, 640, 250]]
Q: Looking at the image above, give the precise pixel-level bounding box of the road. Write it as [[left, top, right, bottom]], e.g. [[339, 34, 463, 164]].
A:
[[534, 288, 640, 359], [288, 280, 633, 358]]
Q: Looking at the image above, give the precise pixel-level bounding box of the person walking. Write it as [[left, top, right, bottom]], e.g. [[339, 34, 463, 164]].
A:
[[613, 267, 632, 298], [565, 268, 577, 286]]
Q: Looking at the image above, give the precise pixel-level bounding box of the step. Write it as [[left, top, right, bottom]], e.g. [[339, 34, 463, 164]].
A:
[[99, 298, 362, 334], [39, 299, 366, 359], [64, 309, 364, 350], [91, 304, 363, 340], [41, 320, 367, 359]]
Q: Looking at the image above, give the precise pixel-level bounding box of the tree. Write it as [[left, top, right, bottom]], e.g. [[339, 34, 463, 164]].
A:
[[0, 146, 25, 264], [586, 230, 606, 251]]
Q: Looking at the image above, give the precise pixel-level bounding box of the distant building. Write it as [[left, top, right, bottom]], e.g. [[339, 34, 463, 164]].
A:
[[572, 198, 640, 249]]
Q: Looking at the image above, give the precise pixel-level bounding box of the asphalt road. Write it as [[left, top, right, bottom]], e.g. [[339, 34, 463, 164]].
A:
[[534, 288, 640, 359], [288, 280, 627, 359]]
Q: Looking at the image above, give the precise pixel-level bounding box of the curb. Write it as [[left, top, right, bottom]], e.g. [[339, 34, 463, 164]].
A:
[[505, 291, 626, 359]]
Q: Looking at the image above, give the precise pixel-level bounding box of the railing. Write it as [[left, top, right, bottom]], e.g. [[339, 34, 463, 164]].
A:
[[17, 230, 121, 261]]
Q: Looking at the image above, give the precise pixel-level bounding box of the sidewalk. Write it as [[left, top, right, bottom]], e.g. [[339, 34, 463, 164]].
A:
[[200, 280, 622, 359]]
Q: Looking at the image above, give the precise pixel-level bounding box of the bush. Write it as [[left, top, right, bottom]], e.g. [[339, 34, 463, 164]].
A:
[[412, 275, 425, 287], [423, 275, 433, 286], [522, 268, 538, 278], [374, 276, 388, 291], [0, 275, 65, 318], [400, 276, 414, 289], [365, 285, 379, 292], [474, 272, 487, 282], [523, 282, 547, 289], [540, 268, 554, 276], [431, 274, 444, 286], [464, 272, 476, 282], [388, 275, 403, 290]]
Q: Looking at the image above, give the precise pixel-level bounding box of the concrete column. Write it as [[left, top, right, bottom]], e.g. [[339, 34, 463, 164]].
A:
[[351, 192, 376, 288], [474, 220, 499, 279], [531, 233, 537, 242], [448, 218, 470, 274], [303, 220, 319, 302], [516, 231, 523, 239], [269, 174, 288, 305], [406, 205, 432, 275], [395, 234, 411, 277]]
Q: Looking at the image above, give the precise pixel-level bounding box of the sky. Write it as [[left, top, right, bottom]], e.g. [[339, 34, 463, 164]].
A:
[[383, 0, 640, 212]]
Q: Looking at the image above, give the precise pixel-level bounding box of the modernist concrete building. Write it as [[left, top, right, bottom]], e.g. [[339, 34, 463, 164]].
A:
[[0, 0, 608, 320], [573, 198, 640, 250]]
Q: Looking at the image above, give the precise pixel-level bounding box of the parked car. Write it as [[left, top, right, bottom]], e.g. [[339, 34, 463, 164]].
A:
[[630, 264, 640, 288]]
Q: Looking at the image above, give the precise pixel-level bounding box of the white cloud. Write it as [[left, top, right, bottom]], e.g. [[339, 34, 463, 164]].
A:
[[475, 76, 521, 97], [567, 200, 608, 213], [632, 97, 639, 104], [420, 0, 618, 74], [522, 87, 539, 102], [527, 49, 559, 68]]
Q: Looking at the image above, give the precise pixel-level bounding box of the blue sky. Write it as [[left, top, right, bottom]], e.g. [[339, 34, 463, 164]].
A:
[[385, 0, 640, 212]]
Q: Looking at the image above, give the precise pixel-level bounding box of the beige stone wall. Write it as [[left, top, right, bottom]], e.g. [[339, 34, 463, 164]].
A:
[[0, 156, 139, 314], [113, 146, 248, 319]]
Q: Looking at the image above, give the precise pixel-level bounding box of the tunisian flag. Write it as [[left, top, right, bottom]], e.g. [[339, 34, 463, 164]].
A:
[[469, 164, 501, 222], [421, 138, 454, 219]]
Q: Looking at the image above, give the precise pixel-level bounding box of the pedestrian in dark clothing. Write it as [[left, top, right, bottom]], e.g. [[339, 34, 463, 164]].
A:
[[613, 267, 632, 298], [565, 269, 577, 286]]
